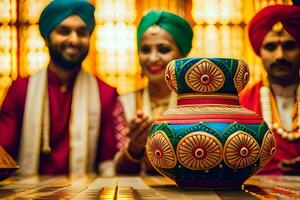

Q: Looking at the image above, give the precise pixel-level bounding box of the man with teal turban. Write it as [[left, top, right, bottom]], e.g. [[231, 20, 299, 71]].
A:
[[39, 0, 95, 40], [116, 10, 193, 174], [0, 0, 126, 176]]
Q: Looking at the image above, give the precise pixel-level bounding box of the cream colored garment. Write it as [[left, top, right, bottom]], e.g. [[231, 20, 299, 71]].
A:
[[18, 68, 100, 176], [120, 92, 137, 121], [271, 84, 297, 131]]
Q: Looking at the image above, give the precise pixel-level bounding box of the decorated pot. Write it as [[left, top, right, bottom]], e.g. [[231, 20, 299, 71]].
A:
[[145, 58, 276, 189]]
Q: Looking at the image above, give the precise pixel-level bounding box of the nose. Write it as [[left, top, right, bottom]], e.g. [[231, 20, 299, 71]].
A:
[[68, 31, 80, 45], [274, 45, 284, 60], [149, 50, 159, 62]]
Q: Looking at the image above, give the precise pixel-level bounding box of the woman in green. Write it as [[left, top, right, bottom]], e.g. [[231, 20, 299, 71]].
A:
[[116, 9, 193, 174]]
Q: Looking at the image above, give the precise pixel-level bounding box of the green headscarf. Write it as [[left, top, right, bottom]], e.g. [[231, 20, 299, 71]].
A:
[[137, 10, 193, 56], [39, 0, 95, 40]]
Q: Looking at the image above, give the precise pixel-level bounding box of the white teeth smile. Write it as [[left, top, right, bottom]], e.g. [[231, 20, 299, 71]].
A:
[[65, 48, 79, 54]]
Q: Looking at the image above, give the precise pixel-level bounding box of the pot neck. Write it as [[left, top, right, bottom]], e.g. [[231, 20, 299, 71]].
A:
[[177, 93, 240, 106]]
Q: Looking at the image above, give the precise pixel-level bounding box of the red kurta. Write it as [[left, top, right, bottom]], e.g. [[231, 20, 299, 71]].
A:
[[0, 69, 120, 175], [240, 81, 300, 175]]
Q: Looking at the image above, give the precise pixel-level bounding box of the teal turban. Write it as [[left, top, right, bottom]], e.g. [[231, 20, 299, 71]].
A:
[[137, 10, 193, 56], [39, 0, 95, 39]]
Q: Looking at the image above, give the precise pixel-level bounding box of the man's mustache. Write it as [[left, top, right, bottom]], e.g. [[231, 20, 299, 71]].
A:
[[270, 59, 292, 68]]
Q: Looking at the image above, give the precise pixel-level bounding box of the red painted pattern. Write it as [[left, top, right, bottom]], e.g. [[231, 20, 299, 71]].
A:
[[177, 98, 240, 105]]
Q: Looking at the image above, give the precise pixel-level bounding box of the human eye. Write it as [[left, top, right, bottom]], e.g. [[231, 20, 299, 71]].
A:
[[262, 42, 278, 52], [140, 45, 150, 54], [159, 46, 171, 54], [77, 28, 90, 37], [55, 26, 71, 36], [282, 40, 298, 51]]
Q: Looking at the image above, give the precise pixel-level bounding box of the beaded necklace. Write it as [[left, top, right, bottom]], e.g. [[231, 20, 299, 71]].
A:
[[260, 83, 300, 141]]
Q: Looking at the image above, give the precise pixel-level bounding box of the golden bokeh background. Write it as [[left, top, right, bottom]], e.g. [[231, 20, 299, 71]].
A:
[[0, 0, 292, 105]]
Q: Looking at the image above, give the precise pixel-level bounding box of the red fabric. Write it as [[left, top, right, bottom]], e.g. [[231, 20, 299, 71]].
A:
[[248, 5, 300, 56], [240, 81, 300, 175], [0, 68, 122, 175], [177, 98, 240, 105]]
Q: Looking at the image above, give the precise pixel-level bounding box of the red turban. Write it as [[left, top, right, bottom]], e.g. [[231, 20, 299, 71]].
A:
[[248, 5, 300, 56]]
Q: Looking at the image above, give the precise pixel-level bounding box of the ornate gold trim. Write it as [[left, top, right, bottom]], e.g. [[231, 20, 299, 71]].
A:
[[223, 131, 260, 169], [260, 130, 276, 167], [234, 60, 249, 93], [146, 131, 177, 169], [177, 93, 239, 100], [184, 59, 225, 93], [176, 132, 223, 170]]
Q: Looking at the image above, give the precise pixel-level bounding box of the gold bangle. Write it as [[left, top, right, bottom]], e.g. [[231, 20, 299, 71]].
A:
[[124, 148, 141, 163]]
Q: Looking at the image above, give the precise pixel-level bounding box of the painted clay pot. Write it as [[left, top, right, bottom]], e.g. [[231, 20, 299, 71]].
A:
[[146, 58, 276, 189]]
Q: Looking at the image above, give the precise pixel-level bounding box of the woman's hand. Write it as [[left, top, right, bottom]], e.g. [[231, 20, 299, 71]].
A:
[[127, 110, 153, 159]]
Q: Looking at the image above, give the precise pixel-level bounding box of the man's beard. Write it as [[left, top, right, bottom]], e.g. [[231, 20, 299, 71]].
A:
[[48, 45, 88, 70]]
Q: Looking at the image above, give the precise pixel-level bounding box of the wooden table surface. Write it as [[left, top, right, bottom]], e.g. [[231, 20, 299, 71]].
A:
[[0, 175, 300, 199]]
